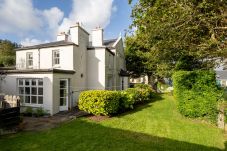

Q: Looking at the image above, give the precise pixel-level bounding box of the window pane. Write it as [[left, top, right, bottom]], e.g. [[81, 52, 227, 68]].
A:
[[25, 80, 30, 86], [38, 97, 43, 104], [60, 98, 66, 106], [60, 80, 66, 89], [32, 79, 36, 86], [18, 79, 23, 86], [53, 50, 60, 65], [32, 87, 37, 95], [19, 87, 24, 95], [25, 87, 30, 95], [60, 89, 67, 97], [38, 88, 43, 95], [25, 96, 30, 103], [38, 80, 43, 86], [31, 96, 37, 104]]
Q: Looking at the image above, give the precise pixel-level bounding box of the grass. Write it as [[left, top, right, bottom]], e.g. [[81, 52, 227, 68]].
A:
[[0, 94, 226, 151]]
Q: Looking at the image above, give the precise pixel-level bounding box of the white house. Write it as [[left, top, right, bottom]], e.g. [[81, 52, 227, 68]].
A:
[[0, 24, 129, 115]]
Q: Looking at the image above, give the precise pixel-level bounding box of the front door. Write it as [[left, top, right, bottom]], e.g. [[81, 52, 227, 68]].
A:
[[59, 79, 69, 111]]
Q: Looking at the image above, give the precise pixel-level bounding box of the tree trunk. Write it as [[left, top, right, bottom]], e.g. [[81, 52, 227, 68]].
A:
[[148, 75, 158, 92]]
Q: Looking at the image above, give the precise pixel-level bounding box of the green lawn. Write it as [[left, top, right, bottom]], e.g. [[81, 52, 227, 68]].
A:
[[0, 94, 226, 151]]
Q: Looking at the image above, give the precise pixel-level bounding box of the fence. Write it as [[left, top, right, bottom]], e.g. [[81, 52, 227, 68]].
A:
[[0, 95, 20, 129]]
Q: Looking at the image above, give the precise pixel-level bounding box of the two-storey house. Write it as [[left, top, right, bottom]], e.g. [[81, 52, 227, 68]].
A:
[[0, 24, 129, 115]]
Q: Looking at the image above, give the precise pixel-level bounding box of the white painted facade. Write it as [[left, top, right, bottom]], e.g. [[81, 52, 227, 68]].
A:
[[0, 24, 129, 115]]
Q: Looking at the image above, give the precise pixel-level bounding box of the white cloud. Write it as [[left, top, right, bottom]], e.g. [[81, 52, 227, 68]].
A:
[[0, 0, 42, 34], [42, 7, 64, 39], [59, 0, 115, 33], [20, 38, 49, 46], [0, 0, 116, 46]]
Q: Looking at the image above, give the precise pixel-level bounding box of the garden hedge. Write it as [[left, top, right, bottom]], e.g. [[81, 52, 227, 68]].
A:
[[172, 70, 222, 121], [78, 84, 155, 116], [78, 90, 121, 116]]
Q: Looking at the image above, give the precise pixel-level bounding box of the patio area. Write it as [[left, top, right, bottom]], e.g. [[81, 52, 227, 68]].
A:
[[19, 109, 89, 131]]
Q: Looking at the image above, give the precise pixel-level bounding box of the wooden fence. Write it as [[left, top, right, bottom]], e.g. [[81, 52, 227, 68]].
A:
[[0, 95, 20, 129]]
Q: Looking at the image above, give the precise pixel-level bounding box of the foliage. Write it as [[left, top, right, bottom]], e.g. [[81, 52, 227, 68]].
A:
[[157, 82, 169, 91], [78, 90, 121, 116], [134, 84, 154, 103], [24, 107, 33, 116], [79, 84, 155, 115], [118, 91, 135, 112], [172, 70, 222, 121], [126, 0, 227, 77], [0, 94, 225, 151], [0, 39, 19, 67], [35, 107, 47, 117], [23, 107, 47, 117]]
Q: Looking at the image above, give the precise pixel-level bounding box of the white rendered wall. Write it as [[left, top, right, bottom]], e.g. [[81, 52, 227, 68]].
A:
[[52, 73, 77, 114], [16, 45, 74, 70], [112, 38, 128, 90], [92, 28, 103, 46], [1, 73, 54, 115], [72, 26, 89, 98], [87, 48, 106, 90]]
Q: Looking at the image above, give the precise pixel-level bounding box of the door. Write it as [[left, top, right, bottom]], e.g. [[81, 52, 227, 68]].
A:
[[59, 79, 69, 111]]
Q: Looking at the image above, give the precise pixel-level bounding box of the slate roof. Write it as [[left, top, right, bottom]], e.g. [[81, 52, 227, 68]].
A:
[[89, 39, 117, 48], [16, 39, 118, 51], [103, 39, 117, 47], [15, 41, 77, 51], [0, 69, 75, 74]]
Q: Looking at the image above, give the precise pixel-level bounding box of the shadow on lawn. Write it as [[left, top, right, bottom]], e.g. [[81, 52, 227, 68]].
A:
[[0, 119, 225, 151]]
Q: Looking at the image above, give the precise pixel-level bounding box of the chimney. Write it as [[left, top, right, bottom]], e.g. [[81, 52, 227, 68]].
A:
[[57, 32, 68, 41], [92, 27, 103, 47], [69, 22, 80, 45]]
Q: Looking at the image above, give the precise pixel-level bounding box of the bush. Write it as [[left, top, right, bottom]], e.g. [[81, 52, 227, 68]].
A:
[[78, 90, 121, 116], [23, 107, 47, 117], [134, 84, 154, 103], [78, 84, 155, 116], [124, 88, 141, 103], [35, 107, 46, 117], [24, 107, 33, 116], [118, 91, 135, 112], [172, 70, 222, 121]]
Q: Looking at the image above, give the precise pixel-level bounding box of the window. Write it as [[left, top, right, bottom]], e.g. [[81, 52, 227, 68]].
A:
[[26, 52, 33, 68], [53, 50, 60, 66], [18, 79, 43, 105]]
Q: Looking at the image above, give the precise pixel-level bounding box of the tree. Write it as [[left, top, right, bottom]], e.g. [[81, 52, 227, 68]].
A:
[[126, 0, 227, 78], [0, 40, 20, 67]]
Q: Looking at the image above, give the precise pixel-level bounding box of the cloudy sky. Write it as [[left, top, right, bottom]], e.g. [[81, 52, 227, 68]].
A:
[[0, 0, 135, 46]]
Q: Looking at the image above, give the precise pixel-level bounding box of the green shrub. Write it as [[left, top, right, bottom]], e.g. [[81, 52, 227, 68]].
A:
[[134, 84, 154, 103], [24, 107, 33, 116], [78, 90, 121, 116], [172, 70, 222, 121], [124, 88, 141, 103], [118, 91, 135, 112], [35, 107, 46, 117]]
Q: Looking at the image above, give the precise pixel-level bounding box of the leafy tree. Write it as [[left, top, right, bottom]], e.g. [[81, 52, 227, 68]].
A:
[[126, 0, 227, 78], [0, 40, 19, 67]]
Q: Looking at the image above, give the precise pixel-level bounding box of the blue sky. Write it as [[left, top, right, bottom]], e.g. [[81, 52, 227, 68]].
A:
[[0, 0, 135, 46]]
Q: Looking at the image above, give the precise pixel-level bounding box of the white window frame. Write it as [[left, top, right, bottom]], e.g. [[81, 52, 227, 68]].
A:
[[53, 50, 60, 66], [26, 52, 33, 69], [18, 79, 43, 106]]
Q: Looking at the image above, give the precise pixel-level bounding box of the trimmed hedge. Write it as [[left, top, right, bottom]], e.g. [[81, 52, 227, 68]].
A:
[[78, 84, 155, 116], [78, 90, 120, 116], [172, 70, 222, 121], [134, 84, 154, 103]]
